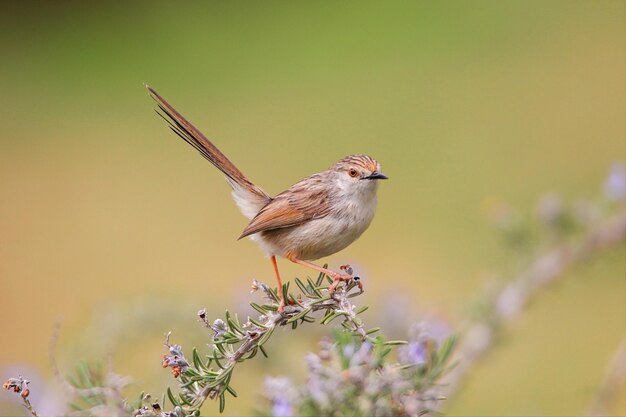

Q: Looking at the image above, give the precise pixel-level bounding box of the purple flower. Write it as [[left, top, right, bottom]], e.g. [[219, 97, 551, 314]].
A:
[[264, 376, 298, 415], [272, 398, 293, 417], [169, 344, 184, 357], [399, 340, 428, 366], [604, 163, 626, 201]]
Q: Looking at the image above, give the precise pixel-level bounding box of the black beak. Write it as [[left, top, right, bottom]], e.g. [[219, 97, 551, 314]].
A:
[[363, 172, 388, 180]]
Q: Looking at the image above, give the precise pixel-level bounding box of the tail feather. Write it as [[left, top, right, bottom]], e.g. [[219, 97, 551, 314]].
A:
[[146, 84, 271, 219]]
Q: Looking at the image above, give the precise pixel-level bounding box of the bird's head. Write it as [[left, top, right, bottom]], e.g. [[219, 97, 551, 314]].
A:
[[330, 155, 387, 194]]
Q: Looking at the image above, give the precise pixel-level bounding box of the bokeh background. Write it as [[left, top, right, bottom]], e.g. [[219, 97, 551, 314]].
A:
[[1, 1, 624, 416]]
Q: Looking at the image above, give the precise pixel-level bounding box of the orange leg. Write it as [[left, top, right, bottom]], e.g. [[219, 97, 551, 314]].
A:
[[270, 255, 285, 312], [286, 255, 353, 294]]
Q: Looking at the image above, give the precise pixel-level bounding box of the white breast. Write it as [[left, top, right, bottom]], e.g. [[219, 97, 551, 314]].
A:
[[255, 179, 379, 260]]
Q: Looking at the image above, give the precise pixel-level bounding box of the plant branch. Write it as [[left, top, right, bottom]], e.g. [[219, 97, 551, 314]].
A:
[[586, 335, 626, 416], [445, 211, 626, 396], [158, 267, 375, 414]]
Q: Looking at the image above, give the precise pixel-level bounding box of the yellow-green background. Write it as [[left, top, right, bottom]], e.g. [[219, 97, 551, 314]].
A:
[[1, 1, 624, 416]]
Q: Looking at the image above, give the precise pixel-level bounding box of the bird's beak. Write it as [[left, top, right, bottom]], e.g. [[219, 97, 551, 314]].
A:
[[363, 172, 388, 180]]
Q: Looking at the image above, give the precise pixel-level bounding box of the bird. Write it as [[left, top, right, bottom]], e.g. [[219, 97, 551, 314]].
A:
[[145, 85, 387, 311]]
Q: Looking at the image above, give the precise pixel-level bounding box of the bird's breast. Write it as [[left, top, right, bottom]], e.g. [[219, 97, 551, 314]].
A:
[[257, 191, 377, 260]]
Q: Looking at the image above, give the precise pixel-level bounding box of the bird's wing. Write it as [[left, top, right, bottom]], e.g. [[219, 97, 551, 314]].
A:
[[238, 175, 331, 239]]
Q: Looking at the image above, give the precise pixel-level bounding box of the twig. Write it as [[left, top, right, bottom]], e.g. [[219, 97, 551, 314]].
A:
[[2, 376, 39, 417], [445, 211, 626, 395], [587, 335, 626, 416]]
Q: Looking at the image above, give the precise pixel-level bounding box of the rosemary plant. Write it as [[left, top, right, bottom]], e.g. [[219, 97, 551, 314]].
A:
[[152, 267, 401, 415], [260, 328, 457, 417]]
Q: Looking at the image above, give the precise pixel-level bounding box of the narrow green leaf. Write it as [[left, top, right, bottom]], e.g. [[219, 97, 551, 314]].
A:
[[192, 348, 205, 370], [226, 385, 238, 397], [248, 317, 268, 329], [226, 312, 245, 335], [315, 269, 325, 286], [250, 302, 268, 315], [213, 351, 225, 369], [244, 347, 258, 360], [294, 277, 309, 295], [259, 345, 269, 358], [321, 312, 344, 325], [185, 367, 202, 378], [266, 287, 279, 302], [219, 393, 226, 413], [77, 362, 93, 388], [310, 296, 332, 305], [66, 375, 79, 389], [307, 277, 324, 297], [383, 340, 408, 346], [215, 342, 228, 355], [257, 326, 275, 346], [166, 387, 179, 406], [286, 307, 311, 324], [68, 402, 83, 412], [438, 335, 458, 365], [180, 379, 195, 388], [178, 393, 192, 406]]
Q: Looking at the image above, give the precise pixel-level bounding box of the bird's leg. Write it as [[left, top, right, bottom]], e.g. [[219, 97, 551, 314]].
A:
[[286, 255, 354, 294], [270, 255, 285, 313]]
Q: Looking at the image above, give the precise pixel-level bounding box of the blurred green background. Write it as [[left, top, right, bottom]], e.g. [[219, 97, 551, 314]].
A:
[[1, 1, 624, 416]]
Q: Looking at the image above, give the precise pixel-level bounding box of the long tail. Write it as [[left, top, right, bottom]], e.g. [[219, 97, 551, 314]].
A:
[[145, 84, 270, 218]]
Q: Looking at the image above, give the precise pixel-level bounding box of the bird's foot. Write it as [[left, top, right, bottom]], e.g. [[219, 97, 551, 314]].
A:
[[328, 265, 363, 294]]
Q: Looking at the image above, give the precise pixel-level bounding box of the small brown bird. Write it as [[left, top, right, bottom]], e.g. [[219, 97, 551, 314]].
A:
[[146, 85, 387, 311]]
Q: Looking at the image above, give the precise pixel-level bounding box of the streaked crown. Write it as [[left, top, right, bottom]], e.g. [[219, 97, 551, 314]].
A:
[[332, 154, 380, 173]]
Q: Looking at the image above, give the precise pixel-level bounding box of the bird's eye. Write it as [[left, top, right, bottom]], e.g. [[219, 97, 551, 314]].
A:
[[348, 168, 359, 178]]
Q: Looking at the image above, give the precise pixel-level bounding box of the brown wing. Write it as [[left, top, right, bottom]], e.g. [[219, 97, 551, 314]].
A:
[[238, 175, 331, 239]]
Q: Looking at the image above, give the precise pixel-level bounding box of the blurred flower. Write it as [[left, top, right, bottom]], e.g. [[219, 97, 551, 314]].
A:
[[348, 341, 372, 369], [272, 398, 292, 417], [399, 340, 428, 366], [536, 194, 564, 226], [264, 376, 297, 417], [495, 283, 526, 319], [399, 329, 432, 367], [604, 163, 626, 201], [260, 329, 456, 417]]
